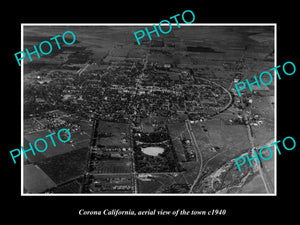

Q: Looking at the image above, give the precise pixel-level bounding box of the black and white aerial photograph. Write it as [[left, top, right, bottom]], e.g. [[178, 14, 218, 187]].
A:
[[22, 25, 275, 195]]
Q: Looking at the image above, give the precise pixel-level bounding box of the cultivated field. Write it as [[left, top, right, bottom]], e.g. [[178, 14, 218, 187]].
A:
[[36, 147, 89, 184], [92, 159, 132, 174]]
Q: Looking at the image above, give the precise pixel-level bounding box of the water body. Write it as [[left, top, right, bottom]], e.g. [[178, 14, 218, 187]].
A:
[[141, 147, 164, 156]]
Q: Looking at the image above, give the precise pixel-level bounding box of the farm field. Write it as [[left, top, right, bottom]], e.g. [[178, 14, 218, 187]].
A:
[[36, 147, 89, 184], [191, 119, 251, 164], [91, 159, 132, 174]]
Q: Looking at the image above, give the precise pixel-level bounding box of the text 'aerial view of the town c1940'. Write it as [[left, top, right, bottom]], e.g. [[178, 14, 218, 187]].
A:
[[22, 25, 275, 195]]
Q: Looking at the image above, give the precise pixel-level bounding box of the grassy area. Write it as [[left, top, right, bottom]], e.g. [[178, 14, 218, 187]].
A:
[[238, 173, 267, 193], [97, 121, 130, 147], [137, 174, 176, 193]]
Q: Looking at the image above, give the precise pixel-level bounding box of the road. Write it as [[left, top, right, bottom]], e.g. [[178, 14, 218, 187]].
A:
[[256, 138, 276, 192], [200, 77, 233, 113], [235, 55, 274, 194], [186, 120, 203, 193], [91, 172, 179, 176], [244, 115, 274, 193], [130, 49, 150, 193], [131, 149, 138, 193], [77, 63, 90, 75], [80, 118, 99, 193]]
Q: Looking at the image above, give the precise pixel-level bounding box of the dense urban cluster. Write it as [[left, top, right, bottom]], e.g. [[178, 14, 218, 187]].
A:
[[24, 61, 231, 124], [23, 55, 234, 193]]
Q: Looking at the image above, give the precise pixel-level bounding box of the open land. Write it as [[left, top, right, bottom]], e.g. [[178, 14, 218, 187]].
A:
[[23, 25, 274, 194]]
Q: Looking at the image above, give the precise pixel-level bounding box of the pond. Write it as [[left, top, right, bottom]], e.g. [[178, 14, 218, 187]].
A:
[[141, 146, 164, 156]]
